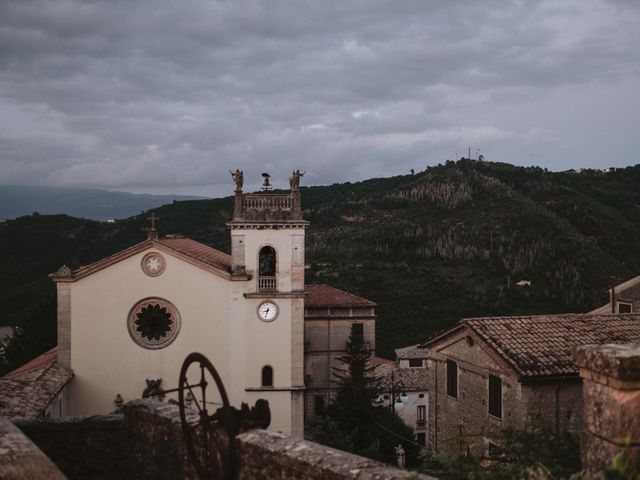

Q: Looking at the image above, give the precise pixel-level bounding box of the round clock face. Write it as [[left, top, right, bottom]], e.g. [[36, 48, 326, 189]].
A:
[[257, 301, 278, 322]]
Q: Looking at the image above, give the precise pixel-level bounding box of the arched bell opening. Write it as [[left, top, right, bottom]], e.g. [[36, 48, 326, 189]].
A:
[[258, 246, 276, 291]]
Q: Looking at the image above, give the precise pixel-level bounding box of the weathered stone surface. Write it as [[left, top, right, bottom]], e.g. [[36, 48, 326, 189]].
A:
[[576, 344, 640, 387], [0, 416, 66, 480], [236, 429, 435, 480], [13, 399, 433, 479], [577, 344, 640, 473], [16, 414, 127, 479]]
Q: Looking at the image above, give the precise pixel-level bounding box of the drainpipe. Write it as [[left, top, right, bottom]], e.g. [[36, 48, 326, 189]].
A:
[[554, 381, 563, 434], [610, 275, 616, 313]]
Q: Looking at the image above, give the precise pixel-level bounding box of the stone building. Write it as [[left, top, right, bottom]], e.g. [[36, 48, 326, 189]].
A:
[[0, 347, 72, 420], [421, 313, 640, 456], [14, 172, 377, 437], [303, 284, 376, 423], [374, 345, 429, 447], [590, 274, 640, 314]]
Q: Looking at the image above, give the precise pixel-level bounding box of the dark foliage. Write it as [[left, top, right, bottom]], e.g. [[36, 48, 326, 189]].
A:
[[315, 328, 419, 466], [422, 426, 581, 479], [1, 160, 640, 366], [0, 294, 57, 375]]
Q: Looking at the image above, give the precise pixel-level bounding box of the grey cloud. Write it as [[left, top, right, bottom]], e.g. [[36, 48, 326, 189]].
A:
[[0, 0, 638, 192]]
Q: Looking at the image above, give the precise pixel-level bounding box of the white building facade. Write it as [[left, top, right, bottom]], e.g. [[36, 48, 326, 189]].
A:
[[52, 176, 308, 437]]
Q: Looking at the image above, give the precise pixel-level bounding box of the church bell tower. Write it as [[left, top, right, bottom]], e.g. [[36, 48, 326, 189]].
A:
[[227, 170, 307, 438]]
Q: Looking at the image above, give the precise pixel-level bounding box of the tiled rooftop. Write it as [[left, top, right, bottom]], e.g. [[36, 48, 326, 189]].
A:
[[463, 313, 640, 378], [305, 284, 376, 308], [395, 344, 429, 359], [374, 362, 429, 391], [158, 238, 231, 271], [0, 347, 73, 419]]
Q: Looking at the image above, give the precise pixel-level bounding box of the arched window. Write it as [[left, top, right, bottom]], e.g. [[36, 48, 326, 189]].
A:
[[258, 246, 276, 291], [261, 366, 274, 387], [258, 246, 276, 276]]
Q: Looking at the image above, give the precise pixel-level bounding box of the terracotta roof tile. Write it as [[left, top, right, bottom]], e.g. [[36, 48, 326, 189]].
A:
[[305, 284, 376, 308], [3, 347, 59, 379], [463, 313, 640, 378], [157, 238, 231, 271], [374, 362, 429, 391], [0, 347, 73, 419], [395, 344, 429, 359]]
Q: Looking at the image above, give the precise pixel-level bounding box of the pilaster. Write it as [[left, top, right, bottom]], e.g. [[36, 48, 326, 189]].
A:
[[56, 282, 72, 368]]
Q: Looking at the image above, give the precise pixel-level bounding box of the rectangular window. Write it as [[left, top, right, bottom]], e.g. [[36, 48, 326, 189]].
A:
[[314, 395, 325, 416], [409, 359, 423, 368], [617, 302, 633, 313], [417, 405, 426, 426], [488, 375, 502, 418], [351, 323, 364, 342], [446, 360, 458, 398], [416, 432, 426, 446]]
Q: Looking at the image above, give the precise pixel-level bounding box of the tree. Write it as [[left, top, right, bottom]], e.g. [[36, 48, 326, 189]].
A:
[[0, 294, 57, 375], [316, 326, 419, 466]]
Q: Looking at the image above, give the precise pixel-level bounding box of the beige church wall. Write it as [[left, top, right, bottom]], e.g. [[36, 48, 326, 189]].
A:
[[244, 389, 298, 435], [68, 248, 234, 416], [243, 297, 293, 388], [225, 289, 299, 438]]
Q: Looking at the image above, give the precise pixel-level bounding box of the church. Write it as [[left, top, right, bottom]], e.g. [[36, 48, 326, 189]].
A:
[[39, 171, 376, 438]]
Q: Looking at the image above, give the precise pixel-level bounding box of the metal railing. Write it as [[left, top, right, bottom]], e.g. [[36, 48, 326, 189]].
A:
[[258, 276, 277, 292]]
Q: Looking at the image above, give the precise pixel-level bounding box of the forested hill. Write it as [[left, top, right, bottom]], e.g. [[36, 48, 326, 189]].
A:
[[2, 159, 640, 358]]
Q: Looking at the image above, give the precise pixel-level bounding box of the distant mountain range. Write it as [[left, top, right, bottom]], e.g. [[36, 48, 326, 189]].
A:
[[2, 160, 640, 358], [0, 185, 205, 221]]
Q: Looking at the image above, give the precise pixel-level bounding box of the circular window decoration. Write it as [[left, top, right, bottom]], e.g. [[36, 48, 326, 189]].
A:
[[141, 252, 166, 277], [127, 298, 181, 349]]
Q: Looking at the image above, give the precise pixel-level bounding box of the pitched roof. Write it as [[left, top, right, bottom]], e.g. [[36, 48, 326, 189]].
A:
[[157, 238, 231, 271], [395, 344, 429, 359], [305, 284, 376, 308], [0, 347, 73, 419], [589, 273, 640, 313], [52, 237, 233, 282], [457, 313, 640, 378], [374, 362, 429, 391]]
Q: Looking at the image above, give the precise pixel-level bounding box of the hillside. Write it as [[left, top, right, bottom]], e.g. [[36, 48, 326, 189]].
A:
[[2, 160, 640, 359], [0, 185, 204, 221]]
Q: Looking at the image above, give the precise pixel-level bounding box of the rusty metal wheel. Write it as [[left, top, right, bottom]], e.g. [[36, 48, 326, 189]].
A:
[[178, 352, 235, 480]]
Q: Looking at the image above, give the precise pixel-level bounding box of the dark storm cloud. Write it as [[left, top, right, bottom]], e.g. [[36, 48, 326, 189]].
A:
[[0, 0, 639, 193]]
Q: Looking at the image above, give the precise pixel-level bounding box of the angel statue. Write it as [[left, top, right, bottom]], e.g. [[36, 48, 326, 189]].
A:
[[229, 169, 243, 191], [289, 169, 305, 191]]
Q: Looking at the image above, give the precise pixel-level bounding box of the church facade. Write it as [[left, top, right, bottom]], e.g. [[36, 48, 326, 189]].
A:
[[49, 173, 375, 438]]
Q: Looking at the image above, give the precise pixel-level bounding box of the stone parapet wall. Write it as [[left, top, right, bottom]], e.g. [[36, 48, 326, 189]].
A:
[[576, 343, 640, 473], [236, 429, 435, 480], [16, 414, 128, 479], [0, 417, 66, 480], [10, 399, 432, 479]]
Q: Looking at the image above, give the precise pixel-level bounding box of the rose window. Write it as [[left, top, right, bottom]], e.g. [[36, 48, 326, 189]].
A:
[[127, 298, 180, 349]]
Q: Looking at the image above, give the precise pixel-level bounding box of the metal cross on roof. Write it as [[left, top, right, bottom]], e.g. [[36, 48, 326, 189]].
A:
[[144, 211, 159, 240]]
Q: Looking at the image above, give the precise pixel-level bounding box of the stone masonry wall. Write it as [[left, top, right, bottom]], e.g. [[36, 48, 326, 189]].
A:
[[576, 343, 640, 473], [520, 378, 583, 435], [16, 414, 128, 480], [13, 399, 433, 479]]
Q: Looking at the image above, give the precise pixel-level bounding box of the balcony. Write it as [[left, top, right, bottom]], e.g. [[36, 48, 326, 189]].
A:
[[258, 276, 277, 292], [416, 420, 426, 427]]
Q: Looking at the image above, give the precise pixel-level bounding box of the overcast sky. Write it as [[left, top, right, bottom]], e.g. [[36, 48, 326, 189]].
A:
[[1, 0, 639, 196]]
